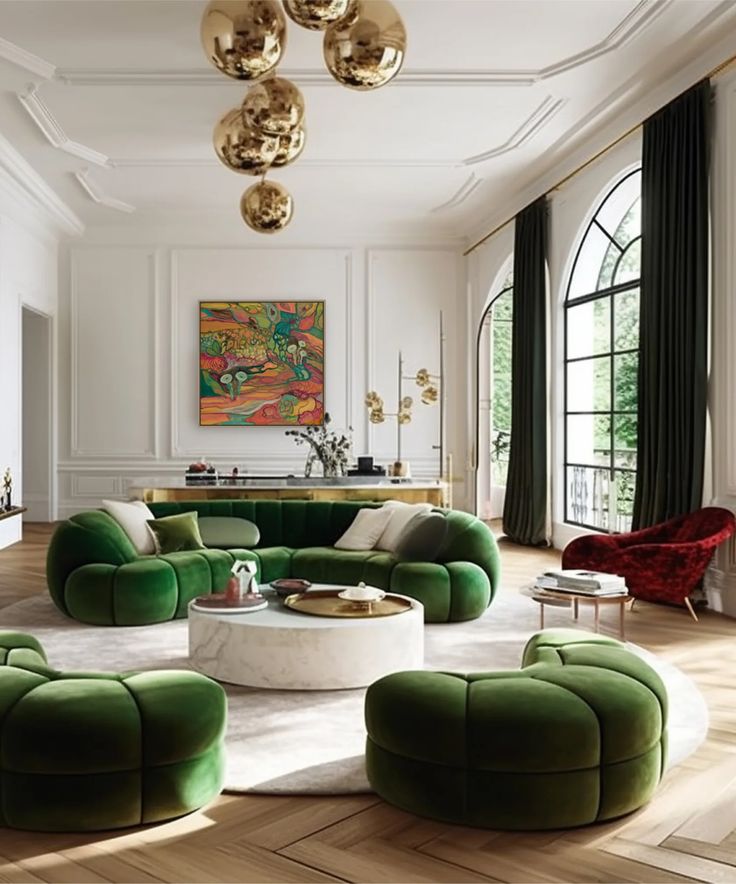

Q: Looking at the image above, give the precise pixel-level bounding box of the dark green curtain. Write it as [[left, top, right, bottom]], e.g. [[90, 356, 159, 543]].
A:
[[502, 196, 548, 545], [632, 80, 711, 529]]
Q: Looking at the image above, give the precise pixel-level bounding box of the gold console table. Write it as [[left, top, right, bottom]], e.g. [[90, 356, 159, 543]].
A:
[[129, 478, 448, 507]]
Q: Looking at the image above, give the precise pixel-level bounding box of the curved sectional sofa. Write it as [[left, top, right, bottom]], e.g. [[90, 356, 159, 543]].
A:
[[365, 629, 668, 830], [0, 631, 226, 832], [47, 499, 500, 626]]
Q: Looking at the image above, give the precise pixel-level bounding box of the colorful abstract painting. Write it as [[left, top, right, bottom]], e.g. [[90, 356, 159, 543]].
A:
[[199, 301, 324, 426]]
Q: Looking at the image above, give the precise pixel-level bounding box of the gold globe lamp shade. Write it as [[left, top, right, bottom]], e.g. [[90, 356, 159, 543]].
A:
[[214, 108, 279, 176], [369, 407, 385, 424], [240, 180, 294, 233], [284, 0, 354, 30], [323, 0, 406, 90], [201, 0, 287, 81], [400, 396, 413, 410], [421, 385, 439, 405], [242, 77, 305, 135], [272, 126, 307, 167], [397, 411, 412, 425], [365, 391, 383, 409], [415, 368, 430, 387]]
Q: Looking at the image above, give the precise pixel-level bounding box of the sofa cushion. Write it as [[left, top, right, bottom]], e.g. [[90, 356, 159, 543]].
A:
[[199, 516, 260, 550], [147, 512, 205, 554]]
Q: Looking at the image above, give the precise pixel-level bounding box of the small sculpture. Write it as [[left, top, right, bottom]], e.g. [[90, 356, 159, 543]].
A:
[[2, 468, 11, 511]]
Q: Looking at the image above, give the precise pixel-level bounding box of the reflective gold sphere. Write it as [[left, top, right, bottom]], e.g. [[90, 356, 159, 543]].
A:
[[272, 126, 306, 167], [284, 0, 354, 30], [242, 77, 305, 135], [214, 108, 279, 175], [240, 180, 294, 233], [323, 0, 406, 90], [201, 0, 286, 81]]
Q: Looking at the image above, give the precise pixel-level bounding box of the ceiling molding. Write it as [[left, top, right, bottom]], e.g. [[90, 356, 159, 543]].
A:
[[111, 157, 461, 169], [57, 67, 538, 88], [0, 36, 55, 79], [537, 0, 673, 79], [54, 1, 672, 90], [431, 174, 482, 213], [18, 85, 111, 167], [74, 169, 135, 213], [464, 96, 566, 165], [0, 131, 84, 235]]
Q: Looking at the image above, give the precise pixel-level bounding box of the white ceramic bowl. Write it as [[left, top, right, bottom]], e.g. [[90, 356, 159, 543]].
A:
[[338, 586, 386, 602]]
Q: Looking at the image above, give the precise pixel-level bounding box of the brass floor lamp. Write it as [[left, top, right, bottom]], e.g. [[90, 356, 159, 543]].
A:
[[365, 313, 446, 482]]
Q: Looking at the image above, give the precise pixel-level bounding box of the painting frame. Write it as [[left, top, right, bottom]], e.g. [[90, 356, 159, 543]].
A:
[[199, 300, 325, 428]]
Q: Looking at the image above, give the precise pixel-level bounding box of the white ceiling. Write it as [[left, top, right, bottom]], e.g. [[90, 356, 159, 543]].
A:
[[0, 0, 734, 241]]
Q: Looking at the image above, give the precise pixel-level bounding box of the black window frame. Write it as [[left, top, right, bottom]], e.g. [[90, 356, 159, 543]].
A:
[[563, 168, 641, 533]]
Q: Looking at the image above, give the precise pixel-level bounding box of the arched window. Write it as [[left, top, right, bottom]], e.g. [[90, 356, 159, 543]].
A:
[[564, 169, 641, 532], [489, 272, 513, 487], [476, 267, 513, 519]]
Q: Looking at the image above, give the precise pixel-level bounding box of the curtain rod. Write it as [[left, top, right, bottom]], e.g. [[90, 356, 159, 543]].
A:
[[462, 51, 736, 258]]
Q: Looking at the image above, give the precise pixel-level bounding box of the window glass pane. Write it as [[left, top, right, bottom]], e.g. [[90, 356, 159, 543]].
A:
[[595, 171, 641, 237], [490, 287, 512, 488], [614, 288, 639, 350], [611, 197, 641, 250], [566, 465, 612, 531], [566, 298, 610, 359], [614, 415, 637, 468], [597, 240, 620, 290], [614, 352, 638, 412], [613, 238, 641, 285], [567, 356, 610, 412], [568, 225, 612, 298], [567, 414, 610, 466], [613, 469, 635, 532]]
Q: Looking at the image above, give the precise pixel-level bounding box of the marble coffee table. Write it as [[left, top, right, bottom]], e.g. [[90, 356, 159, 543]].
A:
[[188, 585, 424, 690]]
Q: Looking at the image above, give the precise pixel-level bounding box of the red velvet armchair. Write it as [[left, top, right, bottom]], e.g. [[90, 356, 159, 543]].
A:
[[562, 507, 736, 620]]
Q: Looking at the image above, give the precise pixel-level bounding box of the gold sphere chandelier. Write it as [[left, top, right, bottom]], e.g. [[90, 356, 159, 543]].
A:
[[201, 0, 406, 234]]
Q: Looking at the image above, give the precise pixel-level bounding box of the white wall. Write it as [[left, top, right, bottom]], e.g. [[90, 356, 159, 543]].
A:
[[58, 241, 467, 516], [0, 198, 58, 548]]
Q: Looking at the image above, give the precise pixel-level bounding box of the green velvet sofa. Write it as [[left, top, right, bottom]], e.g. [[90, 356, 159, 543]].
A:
[[47, 500, 500, 626], [0, 631, 226, 832], [365, 629, 667, 830]]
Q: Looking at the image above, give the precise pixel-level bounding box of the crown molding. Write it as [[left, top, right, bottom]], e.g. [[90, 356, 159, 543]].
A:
[[74, 169, 135, 213], [431, 174, 482, 214], [18, 84, 111, 167], [464, 96, 566, 165], [0, 36, 55, 79], [0, 131, 84, 235]]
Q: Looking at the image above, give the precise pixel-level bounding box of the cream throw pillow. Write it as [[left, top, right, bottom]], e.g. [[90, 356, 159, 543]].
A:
[[334, 507, 393, 551], [375, 501, 434, 552], [102, 499, 156, 555]]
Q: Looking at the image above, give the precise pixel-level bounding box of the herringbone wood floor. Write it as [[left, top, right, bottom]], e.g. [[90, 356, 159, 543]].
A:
[[2, 524, 736, 883]]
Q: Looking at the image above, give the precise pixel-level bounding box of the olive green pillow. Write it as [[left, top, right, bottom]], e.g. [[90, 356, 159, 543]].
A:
[[198, 516, 260, 549], [394, 512, 448, 562], [147, 511, 205, 554]]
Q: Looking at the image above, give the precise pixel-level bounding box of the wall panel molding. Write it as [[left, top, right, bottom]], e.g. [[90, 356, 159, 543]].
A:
[[70, 248, 159, 458]]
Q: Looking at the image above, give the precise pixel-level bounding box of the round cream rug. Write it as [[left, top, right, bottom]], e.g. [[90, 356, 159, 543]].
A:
[[0, 588, 708, 795]]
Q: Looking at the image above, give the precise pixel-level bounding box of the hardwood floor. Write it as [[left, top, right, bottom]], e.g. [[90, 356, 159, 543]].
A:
[[2, 524, 736, 883]]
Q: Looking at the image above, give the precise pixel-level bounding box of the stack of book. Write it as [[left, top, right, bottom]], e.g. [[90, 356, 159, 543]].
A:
[[534, 569, 627, 596]]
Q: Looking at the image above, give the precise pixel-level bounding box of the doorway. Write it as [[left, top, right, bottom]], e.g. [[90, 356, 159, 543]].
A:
[[22, 306, 53, 522]]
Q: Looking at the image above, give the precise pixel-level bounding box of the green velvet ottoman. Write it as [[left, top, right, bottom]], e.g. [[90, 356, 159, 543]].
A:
[[365, 629, 667, 830], [0, 631, 227, 832]]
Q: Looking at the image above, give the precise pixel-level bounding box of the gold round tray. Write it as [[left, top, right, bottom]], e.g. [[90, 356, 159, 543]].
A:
[[283, 589, 412, 618]]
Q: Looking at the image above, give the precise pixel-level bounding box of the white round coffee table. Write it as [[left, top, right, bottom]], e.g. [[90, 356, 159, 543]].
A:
[[188, 585, 424, 690]]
